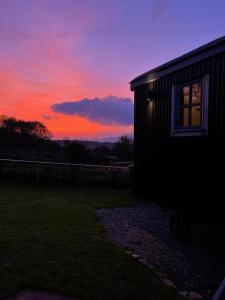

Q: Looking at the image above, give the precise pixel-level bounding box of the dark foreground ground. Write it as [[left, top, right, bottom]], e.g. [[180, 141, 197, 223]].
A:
[[0, 181, 181, 300], [97, 202, 225, 298]]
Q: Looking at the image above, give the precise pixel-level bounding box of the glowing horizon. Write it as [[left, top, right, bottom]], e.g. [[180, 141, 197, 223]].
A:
[[0, 0, 224, 140]]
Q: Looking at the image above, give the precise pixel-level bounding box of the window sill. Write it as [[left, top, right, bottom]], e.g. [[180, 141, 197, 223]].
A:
[[172, 129, 207, 137]]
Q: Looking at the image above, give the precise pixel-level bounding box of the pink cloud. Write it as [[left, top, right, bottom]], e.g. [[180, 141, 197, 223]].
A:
[[0, 0, 134, 139]]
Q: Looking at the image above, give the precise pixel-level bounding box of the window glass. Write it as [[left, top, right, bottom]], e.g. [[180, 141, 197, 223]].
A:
[[176, 81, 202, 129], [191, 105, 201, 127], [192, 83, 201, 105], [172, 76, 208, 136], [180, 107, 189, 127], [181, 86, 190, 105]]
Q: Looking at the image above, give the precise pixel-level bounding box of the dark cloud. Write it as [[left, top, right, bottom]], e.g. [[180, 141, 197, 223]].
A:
[[51, 96, 133, 126]]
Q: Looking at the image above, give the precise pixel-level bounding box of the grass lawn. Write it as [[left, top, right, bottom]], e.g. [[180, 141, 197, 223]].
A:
[[0, 181, 181, 300]]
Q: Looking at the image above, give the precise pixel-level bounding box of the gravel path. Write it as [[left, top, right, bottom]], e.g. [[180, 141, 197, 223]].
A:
[[96, 201, 225, 297]]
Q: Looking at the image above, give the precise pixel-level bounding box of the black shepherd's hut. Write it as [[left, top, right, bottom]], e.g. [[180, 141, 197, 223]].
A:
[[130, 36, 225, 209]]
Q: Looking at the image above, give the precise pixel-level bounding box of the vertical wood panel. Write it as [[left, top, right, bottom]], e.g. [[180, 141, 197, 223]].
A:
[[133, 52, 225, 195]]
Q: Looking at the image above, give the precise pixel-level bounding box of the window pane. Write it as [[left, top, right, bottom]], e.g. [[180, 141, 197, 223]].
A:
[[180, 107, 189, 127], [191, 105, 201, 126], [192, 83, 201, 104], [181, 86, 190, 105]]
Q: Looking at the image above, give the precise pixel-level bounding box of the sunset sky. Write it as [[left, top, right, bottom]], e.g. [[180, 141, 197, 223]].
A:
[[0, 0, 225, 140]]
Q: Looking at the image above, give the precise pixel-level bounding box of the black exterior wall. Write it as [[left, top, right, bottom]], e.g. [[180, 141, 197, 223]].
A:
[[133, 51, 225, 215]]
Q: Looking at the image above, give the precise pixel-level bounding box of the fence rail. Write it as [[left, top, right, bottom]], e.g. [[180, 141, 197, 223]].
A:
[[0, 158, 129, 171], [0, 158, 133, 186]]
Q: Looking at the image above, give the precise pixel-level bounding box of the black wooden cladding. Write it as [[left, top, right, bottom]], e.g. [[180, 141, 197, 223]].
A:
[[133, 51, 225, 205]]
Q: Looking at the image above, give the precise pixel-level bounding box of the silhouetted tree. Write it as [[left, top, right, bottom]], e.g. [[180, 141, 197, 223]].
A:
[[0, 116, 135, 165], [63, 140, 89, 162], [112, 135, 133, 160], [0, 115, 53, 160], [0, 116, 51, 140], [95, 146, 111, 156]]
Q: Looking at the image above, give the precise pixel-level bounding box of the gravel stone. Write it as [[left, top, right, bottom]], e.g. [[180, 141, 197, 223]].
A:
[[179, 290, 189, 298], [188, 291, 204, 299], [161, 278, 177, 289], [96, 201, 225, 297], [132, 254, 140, 259]]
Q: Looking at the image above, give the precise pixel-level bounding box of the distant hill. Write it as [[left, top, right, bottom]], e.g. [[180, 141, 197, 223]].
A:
[[93, 135, 133, 143], [55, 134, 133, 150], [79, 140, 114, 150], [55, 139, 114, 150], [92, 136, 120, 142]]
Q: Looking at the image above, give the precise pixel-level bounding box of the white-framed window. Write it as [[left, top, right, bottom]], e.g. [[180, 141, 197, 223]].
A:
[[171, 74, 209, 137]]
